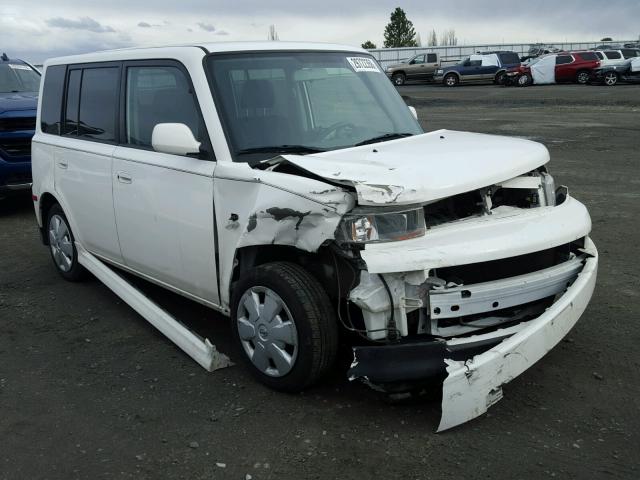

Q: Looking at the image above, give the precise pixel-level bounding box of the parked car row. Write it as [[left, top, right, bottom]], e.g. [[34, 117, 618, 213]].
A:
[[503, 48, 640, 87], [386, 46, 640, 88]]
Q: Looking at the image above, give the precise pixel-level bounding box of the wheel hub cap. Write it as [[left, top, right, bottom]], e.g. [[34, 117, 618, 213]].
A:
[[236, 287, 299, 377], [48, 214, 73, 272]]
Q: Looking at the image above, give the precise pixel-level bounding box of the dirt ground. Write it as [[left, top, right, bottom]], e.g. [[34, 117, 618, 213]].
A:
[[1, 83, 639, 479]]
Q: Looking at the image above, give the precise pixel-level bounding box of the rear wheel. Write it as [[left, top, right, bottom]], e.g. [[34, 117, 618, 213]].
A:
[[391, 73, 406, 86], [603, 71, 618, 86], [231, 262, 338, 392], [576, 70, 590, 84], [444, 73, 459, 87], [46, 204, 87, 281]]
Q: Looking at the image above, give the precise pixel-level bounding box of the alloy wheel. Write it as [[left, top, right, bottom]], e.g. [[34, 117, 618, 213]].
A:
[[604, 72, 618, 86]]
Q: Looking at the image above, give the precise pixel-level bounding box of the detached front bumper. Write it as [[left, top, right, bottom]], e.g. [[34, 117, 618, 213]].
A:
[[348, 238, 597, 431]]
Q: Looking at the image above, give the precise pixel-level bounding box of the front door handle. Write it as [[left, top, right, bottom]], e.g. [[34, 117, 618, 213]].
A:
[[116, 172, 133, 184], [57, 161, 68, 169]]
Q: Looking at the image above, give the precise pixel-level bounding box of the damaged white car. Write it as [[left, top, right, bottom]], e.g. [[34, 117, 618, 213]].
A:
[[32, 42, 597, 431]]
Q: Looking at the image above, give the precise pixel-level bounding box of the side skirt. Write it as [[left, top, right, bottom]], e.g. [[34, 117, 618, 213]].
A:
[[76, 243, 233, 372]]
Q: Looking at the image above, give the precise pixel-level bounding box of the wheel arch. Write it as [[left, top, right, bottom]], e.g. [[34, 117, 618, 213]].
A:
[[38, 191, 60, 245], [230, 244, 359, 309]]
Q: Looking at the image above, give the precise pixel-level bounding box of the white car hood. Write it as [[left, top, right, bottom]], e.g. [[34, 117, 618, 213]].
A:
[[279, 129, 550, 205]]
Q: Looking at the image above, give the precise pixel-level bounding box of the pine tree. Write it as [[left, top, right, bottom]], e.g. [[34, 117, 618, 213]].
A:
[[361, 40, 377, 49], [383, 8, 418, 48]]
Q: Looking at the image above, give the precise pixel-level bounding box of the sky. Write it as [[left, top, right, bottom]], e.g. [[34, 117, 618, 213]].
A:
[[1, 1, 639, 63]]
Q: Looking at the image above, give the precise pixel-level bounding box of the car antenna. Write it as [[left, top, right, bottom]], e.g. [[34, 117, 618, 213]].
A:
[[1, 53, 9, 61]]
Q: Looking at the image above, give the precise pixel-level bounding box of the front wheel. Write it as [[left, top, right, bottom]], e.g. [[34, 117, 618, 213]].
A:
[[603, 71, 618, 86], [231, 262, 338, 392], [46, 204, 87, 281], [494, 71, 506, 85], [517, 74, 532, 87], [576, 70, 590, 84]]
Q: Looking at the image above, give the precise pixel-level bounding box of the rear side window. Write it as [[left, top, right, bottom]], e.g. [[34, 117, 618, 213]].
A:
[[427, 53, 437, 63], [125, 66, 203, 148], [577, 52, 598, 61], [40, 65, 66, 134], [78, 67, 119, 141], [604, 51, 622, 60], [556, 55, 573, 65]]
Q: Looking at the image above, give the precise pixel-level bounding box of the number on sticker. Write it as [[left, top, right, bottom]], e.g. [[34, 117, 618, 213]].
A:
[[346, 57, 380, 73]]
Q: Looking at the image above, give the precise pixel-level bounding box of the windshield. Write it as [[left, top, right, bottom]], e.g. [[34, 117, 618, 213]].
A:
[[0, 63, 41, 93], [205, 51, 422, 162]]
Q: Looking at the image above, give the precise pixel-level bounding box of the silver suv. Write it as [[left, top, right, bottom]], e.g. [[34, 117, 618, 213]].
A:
[[385, 52, 440, 85]]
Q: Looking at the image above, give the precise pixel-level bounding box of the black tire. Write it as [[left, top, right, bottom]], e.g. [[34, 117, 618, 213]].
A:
[[444, 73, 459, 87], [494, 71, 506, 85], [576, 70, 590, 84], [46, 204, 87, 281], [391, 73, 406, 86], [517, 73, 532, 87], [230, 262, 338, 392]]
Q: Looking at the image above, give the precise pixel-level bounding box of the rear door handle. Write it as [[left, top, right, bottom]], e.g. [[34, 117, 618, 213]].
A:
[[116, 172, 132, 184], [57, 162, 68, 169]]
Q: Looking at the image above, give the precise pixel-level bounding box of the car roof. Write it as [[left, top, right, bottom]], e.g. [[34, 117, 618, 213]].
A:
[[44, 41, 367, 66]]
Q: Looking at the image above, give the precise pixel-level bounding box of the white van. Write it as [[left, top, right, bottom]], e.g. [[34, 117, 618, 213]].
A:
[[32, 42, 598, 430]]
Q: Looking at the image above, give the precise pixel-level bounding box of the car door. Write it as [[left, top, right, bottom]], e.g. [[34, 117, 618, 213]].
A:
[[425, 53, 439, 78], [555, 54, 574, 82], [54, 63, 124, 263], [478, 55, 499, 82], [460, 58, 483, 82], [111, 61, 219, 304], [407, 55, 426, 80]]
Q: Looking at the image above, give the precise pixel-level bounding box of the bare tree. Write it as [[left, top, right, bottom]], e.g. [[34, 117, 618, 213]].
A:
[[427, 29, 438, 47], [268, 24, 279, 41], [440, 29, 458, 46]]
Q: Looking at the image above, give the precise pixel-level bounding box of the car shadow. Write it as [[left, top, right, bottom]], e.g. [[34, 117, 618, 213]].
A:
[[0, 194, 33, 217]]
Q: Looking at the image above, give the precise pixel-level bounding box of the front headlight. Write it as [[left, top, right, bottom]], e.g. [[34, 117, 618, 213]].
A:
[[337, 207, 426, 244], [436, 69, 444, 74], [540, 172, 556, 206]]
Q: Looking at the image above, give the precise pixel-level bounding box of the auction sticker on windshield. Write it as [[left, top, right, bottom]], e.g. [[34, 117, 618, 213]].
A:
[[347, 57, 380, 73], [8, 64, 32, 70]]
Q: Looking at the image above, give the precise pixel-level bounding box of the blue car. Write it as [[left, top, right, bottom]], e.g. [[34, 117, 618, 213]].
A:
[[0, 54, 40, 199], [434, 51, 521, 87]]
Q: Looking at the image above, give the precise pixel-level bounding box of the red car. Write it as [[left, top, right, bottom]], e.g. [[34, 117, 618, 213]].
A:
[[505, 51, 600, 86]]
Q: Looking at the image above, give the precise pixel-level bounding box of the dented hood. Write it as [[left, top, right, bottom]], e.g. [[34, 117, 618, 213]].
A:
[[279, 130, 550, 205]]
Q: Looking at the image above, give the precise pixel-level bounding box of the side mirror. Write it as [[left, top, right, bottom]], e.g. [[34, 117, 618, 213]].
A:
[[408, 106, 418, 120], [151, 123, 201, 156]]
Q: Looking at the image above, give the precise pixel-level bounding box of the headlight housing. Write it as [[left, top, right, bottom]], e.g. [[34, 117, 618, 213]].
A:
[[436, 69, 444, 74], [337, 207, 426, 244]]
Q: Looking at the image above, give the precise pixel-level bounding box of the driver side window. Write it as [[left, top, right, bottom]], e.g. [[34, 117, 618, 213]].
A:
[[413, 55, 425, 65]]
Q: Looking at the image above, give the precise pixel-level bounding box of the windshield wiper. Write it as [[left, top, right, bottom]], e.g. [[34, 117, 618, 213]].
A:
[[237, 145, 327, 155], [354, 133, 414, 146]]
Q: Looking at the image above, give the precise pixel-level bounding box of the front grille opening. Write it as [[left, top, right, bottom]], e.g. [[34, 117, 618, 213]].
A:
[[0, 117, 36, 132], [0, 138, 31, 158], [434, 241, 579, 285]]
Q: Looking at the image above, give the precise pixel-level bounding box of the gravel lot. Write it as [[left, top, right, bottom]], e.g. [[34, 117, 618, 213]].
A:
[[1, 83, 639, 479]]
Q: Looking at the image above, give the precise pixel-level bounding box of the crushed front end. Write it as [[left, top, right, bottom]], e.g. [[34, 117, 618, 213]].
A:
[[336, 171, 597, 430]]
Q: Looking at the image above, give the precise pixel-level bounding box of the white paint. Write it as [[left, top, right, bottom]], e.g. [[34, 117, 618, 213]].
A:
[[151, 123, 201, 156], [279, 129, 550, 205], [360, 195, 591, 274], [76, 244, 232, 372], [437, 237, 598, 431]]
